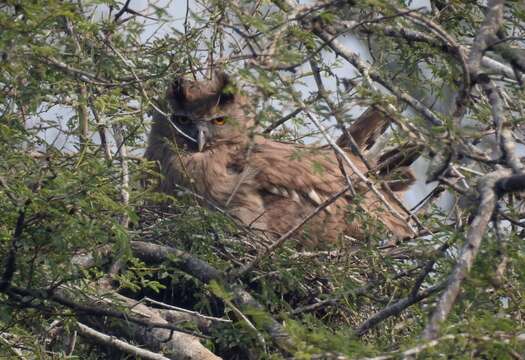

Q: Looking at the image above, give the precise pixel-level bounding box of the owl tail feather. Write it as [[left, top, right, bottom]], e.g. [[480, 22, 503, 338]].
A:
[[336, 108, 389, 151]]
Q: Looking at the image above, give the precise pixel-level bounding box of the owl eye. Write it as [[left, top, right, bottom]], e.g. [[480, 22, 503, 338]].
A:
[[212, 117, 226, 126], [175, 116, 191, 125]]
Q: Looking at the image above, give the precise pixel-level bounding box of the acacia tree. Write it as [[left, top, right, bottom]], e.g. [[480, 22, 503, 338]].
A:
[[1, 0, 525, 358]]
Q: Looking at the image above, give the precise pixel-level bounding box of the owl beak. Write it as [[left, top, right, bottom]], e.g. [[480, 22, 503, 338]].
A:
[[197, 129, 206, 152]]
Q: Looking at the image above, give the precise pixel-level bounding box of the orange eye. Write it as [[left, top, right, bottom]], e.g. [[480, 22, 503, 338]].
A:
[[212, 117, 226, 126]]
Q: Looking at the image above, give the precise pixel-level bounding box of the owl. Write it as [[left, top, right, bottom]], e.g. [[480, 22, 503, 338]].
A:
[[145, 73, 416, 248]]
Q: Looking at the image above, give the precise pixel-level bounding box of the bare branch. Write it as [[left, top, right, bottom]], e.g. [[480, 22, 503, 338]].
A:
[[356, 282, 445, 337], [422, 168, 511, 340], [467, 0, 506, 79], [77, 322, 172, 360]]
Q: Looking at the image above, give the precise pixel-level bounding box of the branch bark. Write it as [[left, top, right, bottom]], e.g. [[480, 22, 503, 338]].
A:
[[77, 322, 172, 360], [422, 168, 511, 340], [130, 241, 297, 354]]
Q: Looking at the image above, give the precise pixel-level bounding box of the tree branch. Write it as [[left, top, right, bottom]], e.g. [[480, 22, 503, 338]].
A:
[[77, 322, 172, 360], [422, 168, 512, 340]]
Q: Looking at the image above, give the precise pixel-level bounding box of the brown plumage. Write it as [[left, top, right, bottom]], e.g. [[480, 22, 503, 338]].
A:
[[146, 73, 416, 248]]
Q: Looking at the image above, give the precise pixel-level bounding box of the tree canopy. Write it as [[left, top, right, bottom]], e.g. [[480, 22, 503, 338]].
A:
[[1, 0, 525, 358]]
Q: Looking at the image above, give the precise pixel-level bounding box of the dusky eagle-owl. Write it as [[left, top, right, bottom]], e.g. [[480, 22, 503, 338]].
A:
[[145, 73, 416, 247]]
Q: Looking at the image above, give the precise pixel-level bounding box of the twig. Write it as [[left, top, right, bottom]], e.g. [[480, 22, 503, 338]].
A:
[[64, 18, 90, 150], [309, 59, 372, 169], [113, 0, 132, 22], [0, 333, 26, 360], [263, 106, 305, 134], [143, 297, 232, 323], [355, 282, 445, 336], [88, 96, 112, 162], [402, 9, 471, 126], [336, 20, 520, 81], [359, 334, 459, 360], [466, 0, 506, 79], [38, 56, 113, 85]]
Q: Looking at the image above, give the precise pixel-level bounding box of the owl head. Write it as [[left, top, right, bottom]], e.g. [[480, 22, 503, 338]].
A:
[[165, 72, 254, 152]]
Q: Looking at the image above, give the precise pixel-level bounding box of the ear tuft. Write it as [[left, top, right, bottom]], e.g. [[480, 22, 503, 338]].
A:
[[214, 71, 236, 105], [167, 77, 187, 108]]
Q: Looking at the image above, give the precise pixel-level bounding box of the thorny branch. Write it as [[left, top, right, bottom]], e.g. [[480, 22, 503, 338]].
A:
[[422, 169, 512, 340]]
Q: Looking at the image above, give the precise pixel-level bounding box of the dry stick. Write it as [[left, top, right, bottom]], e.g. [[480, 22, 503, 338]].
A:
[[422, 168, 511, 340], [143, 297, 232, 323], [77, 322, 171, 360], [356, 282, 446, 337]]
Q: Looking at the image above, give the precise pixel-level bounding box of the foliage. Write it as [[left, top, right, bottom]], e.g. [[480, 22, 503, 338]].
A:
[[1, 0, 525, 359]]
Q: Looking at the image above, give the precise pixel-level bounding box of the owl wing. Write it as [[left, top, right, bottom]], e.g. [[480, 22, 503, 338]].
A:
[[232, 137, 413, 240], [245, 138, 352, 207]]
